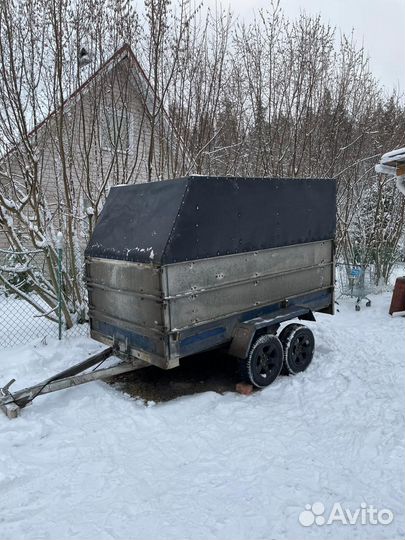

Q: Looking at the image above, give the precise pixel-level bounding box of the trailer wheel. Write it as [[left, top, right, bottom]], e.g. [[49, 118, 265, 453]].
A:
[[279, 324, 315, 375], [240, 334, 283, 388]]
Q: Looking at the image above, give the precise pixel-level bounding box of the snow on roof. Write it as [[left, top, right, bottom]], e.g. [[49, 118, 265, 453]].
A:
[[380, 147, 405, 166]]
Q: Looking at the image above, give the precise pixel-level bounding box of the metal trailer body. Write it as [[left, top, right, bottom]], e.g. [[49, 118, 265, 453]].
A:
[[0, 176, 336, 418], [85, 176, 336, 369]]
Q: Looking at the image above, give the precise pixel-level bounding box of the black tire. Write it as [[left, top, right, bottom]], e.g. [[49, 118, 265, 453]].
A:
[[366, 300, 371, 307], [279, 324, 315, 375], [355, 304, 361, 311], [240, 334, 283, 388]]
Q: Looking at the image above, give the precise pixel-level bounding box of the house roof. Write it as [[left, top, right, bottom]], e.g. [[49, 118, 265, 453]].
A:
[[30, 43, 151, 139], [0, 44, 153, 162], [0, 42, 191, 174]]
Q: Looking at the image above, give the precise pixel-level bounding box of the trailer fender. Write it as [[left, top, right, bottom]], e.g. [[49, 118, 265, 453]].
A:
[[229, 305, 315, 359]]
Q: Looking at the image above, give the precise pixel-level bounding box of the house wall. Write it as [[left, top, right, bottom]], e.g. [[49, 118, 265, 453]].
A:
[[0, 56, 171, 254]]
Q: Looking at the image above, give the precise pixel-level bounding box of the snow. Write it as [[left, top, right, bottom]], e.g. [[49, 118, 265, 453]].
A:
[[381, 147, 405, 164], [55, 231, 63, 249], [0, 292, 404, 539]]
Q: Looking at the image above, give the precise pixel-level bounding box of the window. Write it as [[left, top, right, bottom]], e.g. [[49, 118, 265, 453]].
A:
[[100, 107, 134, 153]]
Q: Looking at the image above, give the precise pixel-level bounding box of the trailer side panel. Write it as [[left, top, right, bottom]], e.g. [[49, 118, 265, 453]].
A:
[[164, 240, 334, 331]]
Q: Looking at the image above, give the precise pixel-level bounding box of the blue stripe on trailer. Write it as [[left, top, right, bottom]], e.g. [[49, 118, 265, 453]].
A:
[[181, 326, 226, 347], [94, 320, 158, 354], [178, 289, 332, 357]]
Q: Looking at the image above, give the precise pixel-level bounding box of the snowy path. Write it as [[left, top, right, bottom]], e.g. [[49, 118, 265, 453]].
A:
[[0, 293, 403, 539]]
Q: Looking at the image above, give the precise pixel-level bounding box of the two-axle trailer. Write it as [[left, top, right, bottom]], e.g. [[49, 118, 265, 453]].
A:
[[0, 176, 336, 418]]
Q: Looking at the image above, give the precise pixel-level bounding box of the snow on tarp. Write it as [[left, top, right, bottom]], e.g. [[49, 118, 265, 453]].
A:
[[85, 176, 336, 265]]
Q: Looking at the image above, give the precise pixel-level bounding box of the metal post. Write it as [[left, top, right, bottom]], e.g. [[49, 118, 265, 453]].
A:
[[55, 231, 63, 340]]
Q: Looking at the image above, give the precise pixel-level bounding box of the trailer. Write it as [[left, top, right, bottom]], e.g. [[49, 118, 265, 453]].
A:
[[0, 176, 336, 418]]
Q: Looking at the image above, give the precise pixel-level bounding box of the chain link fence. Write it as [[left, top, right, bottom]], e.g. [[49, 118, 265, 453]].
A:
[[0, 246, 88, 349]]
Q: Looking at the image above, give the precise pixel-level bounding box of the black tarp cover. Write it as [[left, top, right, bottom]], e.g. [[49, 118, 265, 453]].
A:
[[85, 176, 336, 265]]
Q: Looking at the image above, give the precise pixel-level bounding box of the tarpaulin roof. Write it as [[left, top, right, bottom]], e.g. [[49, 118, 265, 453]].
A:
[[85, 176, 336, 265]]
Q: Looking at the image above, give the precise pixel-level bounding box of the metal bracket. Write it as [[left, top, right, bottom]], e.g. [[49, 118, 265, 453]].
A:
[[0, 379, 20, 419], [298, 310, 316, 322], [229, 305, 314, 359], [0, 378, 16, 395]]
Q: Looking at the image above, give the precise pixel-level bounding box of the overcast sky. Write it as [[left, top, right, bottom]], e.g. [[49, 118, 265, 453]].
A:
[[207, 0, 404, 94]]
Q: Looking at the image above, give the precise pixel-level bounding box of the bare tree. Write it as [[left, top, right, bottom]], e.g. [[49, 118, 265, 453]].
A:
[[0, 0, 142, 326], [1, 0, 404, 332]]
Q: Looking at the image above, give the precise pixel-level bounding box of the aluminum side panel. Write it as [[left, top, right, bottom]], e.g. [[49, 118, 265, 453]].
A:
[[86, 258, 161, 295], [165, 240, 333, 296], [164, 241, 334, 330], [86, 257, 164, 331]]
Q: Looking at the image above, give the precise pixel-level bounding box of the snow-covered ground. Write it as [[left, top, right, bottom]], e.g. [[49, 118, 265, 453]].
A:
[[0, 292, 404, 539]]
